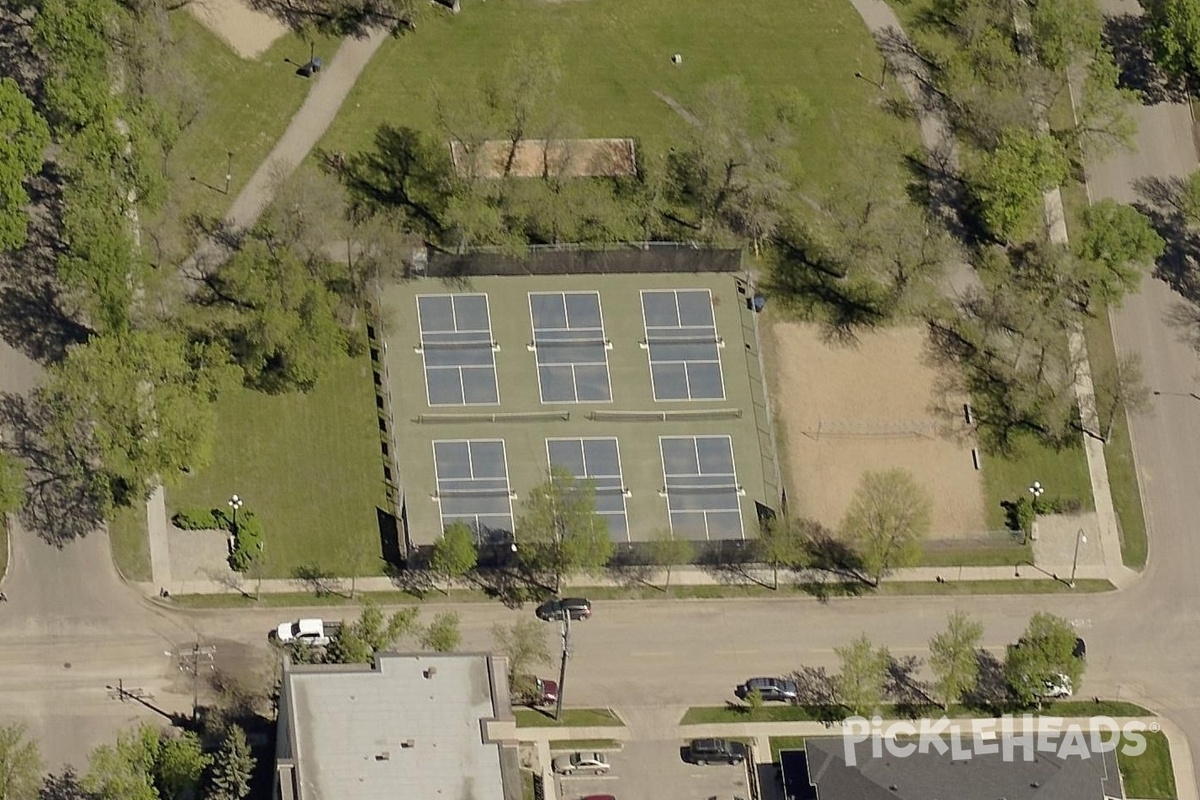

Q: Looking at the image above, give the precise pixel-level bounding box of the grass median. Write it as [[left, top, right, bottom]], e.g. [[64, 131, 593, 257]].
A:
[[1119, 730, 1177, 799], [514, 708, 624, 728], [682, 700, 1154, 725]]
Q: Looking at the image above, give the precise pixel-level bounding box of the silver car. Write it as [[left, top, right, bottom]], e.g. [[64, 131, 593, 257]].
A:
[[552, 751, 610, 775]]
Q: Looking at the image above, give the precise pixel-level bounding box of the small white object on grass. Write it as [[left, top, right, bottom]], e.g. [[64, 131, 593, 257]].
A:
[[672, 53, 682, 64]]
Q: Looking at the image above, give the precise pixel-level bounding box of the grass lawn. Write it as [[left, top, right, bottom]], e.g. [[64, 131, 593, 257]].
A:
[[684, 700, 1154, 726], [979, 434, 1094, 531], [167, 348, 387, 578], [1119, 730, 1177, 799], [319, 0, 919, 193], [683, 706, 829, 725], [1044, 700, 1154, 717], [770, 737, 809, 762], [146, 14, 338, 265], [919, 542, 1030, 568], [108, 503, 152, 582], [548, 739, 623, 750], [514, 708, 624, 728]]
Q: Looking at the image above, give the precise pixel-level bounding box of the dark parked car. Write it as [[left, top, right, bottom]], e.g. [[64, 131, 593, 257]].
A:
[[1073, 637, 1086, 659], [687, 738, 747, 765], [736, 677, 799, 703], [535, 597, 592, 621]]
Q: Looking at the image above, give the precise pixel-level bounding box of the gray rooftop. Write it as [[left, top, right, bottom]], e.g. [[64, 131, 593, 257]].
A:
[[797, 736, 1124, 800], [284, 653, 509, 800]]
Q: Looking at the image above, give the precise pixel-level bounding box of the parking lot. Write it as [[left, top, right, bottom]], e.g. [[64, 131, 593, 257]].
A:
[[555, 740, 751, 800]]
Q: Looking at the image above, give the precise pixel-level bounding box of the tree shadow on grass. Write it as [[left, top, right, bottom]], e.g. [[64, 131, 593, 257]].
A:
[[292, 564, 345, 598], [961, 649, 1014, 712]]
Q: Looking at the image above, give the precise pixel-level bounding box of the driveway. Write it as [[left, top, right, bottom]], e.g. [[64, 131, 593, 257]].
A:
[[556, 741, 749, 800]]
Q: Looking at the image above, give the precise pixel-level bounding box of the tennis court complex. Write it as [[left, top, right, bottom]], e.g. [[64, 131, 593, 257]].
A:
[[379, 268, 777, 549]]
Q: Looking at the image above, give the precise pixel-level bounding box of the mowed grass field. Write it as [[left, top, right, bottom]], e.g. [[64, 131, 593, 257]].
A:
[[319, 0, 919, 191], [166, 348, 388, 578]]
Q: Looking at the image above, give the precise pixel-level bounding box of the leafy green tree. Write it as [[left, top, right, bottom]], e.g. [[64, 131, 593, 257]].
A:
[[83, 725, 160, 800], [429, 522, 478, 592], [328, 600, 420, 664], [43, 330, 235, 504], [929, 611, 983, 707], [1004, 612, 1084, 707], [0, 452, 24, 518], [0, 78, 50, 252], [971, 128, 1070, 240], [196, 238, 348, 393], [420, 612, 461, 652], [1066, 50, 1138, 161], [1076, 200, 1164, 306], [0, 723, 42, 800], [515, 468, 614, 593], [756, 515, 808, 590], [645, 529, 693, 589], [206, 725, 254, 800], [153, 733, 209, 800], [835, 634, 891, 716], [491, 619, 551, 683], [841, 469, 932, 585], [1029, 0, 1104, 70], [744, 686, 764, 714], [1145, 0, 1200, 81]]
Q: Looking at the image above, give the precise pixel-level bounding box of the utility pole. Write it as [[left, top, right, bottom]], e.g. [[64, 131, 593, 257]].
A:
[[178, 640, 216, 721], [554, 613, 570, 721]]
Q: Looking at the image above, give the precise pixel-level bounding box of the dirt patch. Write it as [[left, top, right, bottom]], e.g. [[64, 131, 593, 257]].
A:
[[766, 321, 986, 539], [450, 138, 637, 179], [186, 0, 289, 60]]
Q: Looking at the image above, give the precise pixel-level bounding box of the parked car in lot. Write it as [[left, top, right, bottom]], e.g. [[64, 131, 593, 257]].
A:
[[687, 738, 747, 765], [272, 618, 332, 646], [536, 597, 592, 621], [552, 751, 609, 775], [736, 677, 799, 703]]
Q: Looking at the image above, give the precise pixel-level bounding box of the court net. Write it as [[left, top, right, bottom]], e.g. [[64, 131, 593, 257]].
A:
[[588, 408, 742, 422], [416, 411, 571, 424]]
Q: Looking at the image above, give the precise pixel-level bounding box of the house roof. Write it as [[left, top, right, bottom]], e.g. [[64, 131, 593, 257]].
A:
[[791, 735, 1124, 800]]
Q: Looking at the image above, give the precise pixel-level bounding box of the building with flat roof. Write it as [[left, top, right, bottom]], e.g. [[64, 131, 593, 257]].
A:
[[780, 737, 1125, 800], [274, 652, 521, 800]]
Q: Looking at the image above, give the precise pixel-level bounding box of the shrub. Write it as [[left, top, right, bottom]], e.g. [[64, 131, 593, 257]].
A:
[[173, 508, 230, 531], [1013, 497, 1035, 533], [1039, 496, 1084, 514], [228, 512, 265, 572]]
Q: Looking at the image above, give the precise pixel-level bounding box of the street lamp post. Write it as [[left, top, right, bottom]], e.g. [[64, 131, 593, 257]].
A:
[[554, 613, 570, 722], [225, 152, 233, 194], [1069, 529, 1087, 588], [228, 494, 244, 533], [1028, 481, 1044, 510]]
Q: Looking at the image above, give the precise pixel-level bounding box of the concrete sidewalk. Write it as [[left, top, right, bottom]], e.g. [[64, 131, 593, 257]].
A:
[[146, 562, 1115, 598]]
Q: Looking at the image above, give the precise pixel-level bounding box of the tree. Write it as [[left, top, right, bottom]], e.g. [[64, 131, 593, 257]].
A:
[[429, 522, 478, 592], [645, 529, 693, 589], [841, 469, 932, 585], [0, 78, 50, 252], [491, 619, 551, 684], [83, 725, 161, 800], [249, 0, 426, 36], [153, 733, 209, 800], [1075, 200, 1164, 306], [1029, 0, 1104, 70], [1145, 0, 1200, 81], [0, 452, 24, 518], [43, 330, 236, 505], [1093, 354, 1151, 443], [1004, 612, 1084, 707], [835, 634, 891, 716], [1064, 50, 1138, 161], [928, 611, 983, 707], [515, 468, 614, 592], [205, 725, 254, 800], [340, 535, 379, 599], [744, 686, 764, 714], [755, 515, 808, 590], [971, 128, 1070, 240], [195, 237, 348, 394], [0, 723, 42, 800], [420, 612, 461, 652], [328, 600, 420, 664], [39, 768, 96, 800]]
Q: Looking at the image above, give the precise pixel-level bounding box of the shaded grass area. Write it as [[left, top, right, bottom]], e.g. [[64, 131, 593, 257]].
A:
[[108, 503, 152, 582], [319, 0, 920, 192], [166, 576, 1115, 608], [548, 739, 623, 750], [514, 708, 624, 728], [148, 13, 337, 265], [167, 349, 386, 578], [520, 771, 535, 800], [980, 434, 1094, 531], [919, 542, 1030, 568], [684, 700, 1154, 725], [1119, 730, 1177, 799]]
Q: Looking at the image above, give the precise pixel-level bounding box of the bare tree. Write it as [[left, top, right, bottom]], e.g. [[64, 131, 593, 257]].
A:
[[841, 469, 932, 585]]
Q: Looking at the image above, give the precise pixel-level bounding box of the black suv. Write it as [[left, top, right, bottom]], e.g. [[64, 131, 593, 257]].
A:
[[736, 677, 800, 703], [687, 738, 747, 765], [535, 597, 592, 621]]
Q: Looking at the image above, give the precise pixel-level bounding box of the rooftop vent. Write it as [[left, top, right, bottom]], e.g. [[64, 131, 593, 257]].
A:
[[424, 667, 437, 679], [375, 752, 390, 761], [401, 740, 415, 749]]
